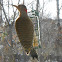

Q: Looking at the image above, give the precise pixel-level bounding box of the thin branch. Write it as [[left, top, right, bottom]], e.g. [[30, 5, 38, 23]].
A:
[[0, 2, 9, 25], [3, 7, 9, 25], [6, 39, 11, 47]]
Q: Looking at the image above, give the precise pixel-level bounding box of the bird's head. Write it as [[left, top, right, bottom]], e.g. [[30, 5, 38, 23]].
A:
[[13, 4, 27, 13]]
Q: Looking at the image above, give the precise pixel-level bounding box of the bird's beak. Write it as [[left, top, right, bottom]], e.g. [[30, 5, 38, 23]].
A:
[[12, 5, 18, 9], [12, 5, 21, 12]]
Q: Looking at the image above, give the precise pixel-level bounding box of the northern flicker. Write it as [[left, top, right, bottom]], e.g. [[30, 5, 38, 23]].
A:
[[13, 4, 34, 54]]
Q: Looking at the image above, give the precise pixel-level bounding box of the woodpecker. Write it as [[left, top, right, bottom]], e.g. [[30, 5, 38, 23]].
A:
[[13, 4, 34, 54]]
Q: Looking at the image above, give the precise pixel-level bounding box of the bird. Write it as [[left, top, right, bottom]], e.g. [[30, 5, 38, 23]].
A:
[[13, 4, 34, 55], [30, 48, 38, 60]]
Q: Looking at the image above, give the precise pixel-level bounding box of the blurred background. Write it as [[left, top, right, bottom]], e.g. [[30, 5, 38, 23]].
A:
[[0, 0, 62, 62]]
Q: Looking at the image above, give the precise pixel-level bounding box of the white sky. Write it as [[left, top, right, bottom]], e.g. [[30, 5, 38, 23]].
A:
[[3, 0, 62, 19]]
